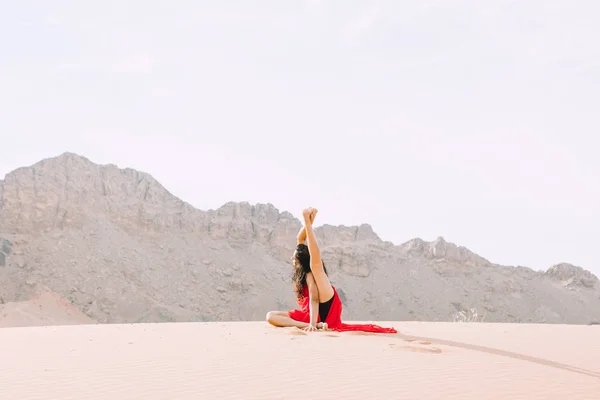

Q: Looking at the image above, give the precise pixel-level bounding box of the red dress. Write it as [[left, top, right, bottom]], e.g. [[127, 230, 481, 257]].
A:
[[288, 285, 397, 333]]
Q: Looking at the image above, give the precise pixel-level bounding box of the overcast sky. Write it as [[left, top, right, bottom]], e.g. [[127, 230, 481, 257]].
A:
[[1, 1, 598, 275]]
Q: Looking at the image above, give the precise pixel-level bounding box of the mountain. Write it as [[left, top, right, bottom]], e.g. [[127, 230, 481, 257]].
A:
[[0, 152, 598, 325]]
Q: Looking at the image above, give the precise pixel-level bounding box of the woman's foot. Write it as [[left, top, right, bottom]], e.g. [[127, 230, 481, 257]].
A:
[[317, 322, 329, 331]]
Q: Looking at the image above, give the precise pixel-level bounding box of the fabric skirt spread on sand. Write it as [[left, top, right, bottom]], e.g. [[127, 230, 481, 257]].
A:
[[288, 286, 397, 334]]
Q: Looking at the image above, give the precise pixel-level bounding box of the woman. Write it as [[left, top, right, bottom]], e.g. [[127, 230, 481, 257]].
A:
[[266, 207, 397, 334]]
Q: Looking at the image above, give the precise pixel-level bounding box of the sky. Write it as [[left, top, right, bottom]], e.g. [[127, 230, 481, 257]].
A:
[[1, 1, 599, 275]]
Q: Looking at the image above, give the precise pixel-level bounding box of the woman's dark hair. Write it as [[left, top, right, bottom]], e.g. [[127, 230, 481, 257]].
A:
[[292, 243, 328, 299]]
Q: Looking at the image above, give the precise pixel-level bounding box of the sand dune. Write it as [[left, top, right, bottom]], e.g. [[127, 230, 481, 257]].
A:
[[0, 287, 96, 328], [0, 321, 598, 399]]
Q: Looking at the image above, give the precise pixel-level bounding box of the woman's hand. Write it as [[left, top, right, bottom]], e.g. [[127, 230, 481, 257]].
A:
[[310, 208, 318, 223], [302, 208, 313, 219], [303, 324, 318, 332], [303, 207, 318, 222]]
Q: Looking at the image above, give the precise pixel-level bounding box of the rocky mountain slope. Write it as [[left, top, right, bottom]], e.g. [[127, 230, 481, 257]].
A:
[[0, 153, 598, 325], [0, 284, 96, 327]]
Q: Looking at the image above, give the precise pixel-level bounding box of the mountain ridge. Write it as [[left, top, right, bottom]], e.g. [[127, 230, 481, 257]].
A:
[[2, 152, 588, 276], [0, 152, 598, 326]]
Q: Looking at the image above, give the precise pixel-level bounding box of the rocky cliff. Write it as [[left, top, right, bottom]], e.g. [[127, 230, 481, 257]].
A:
[[0, 152, 598, 325]]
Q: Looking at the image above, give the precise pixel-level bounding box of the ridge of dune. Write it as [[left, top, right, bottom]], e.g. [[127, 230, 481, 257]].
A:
[[0, 284, 96, 327]]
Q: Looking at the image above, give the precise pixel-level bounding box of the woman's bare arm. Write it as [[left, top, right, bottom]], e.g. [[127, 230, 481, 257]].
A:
[[296, 209, 317, 244], [296, 226, 308, 245], [306, 272, 320, 328]]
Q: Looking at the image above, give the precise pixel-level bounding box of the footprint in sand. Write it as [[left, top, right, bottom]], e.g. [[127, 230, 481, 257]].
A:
[[290, 331, 340, 338], [403, 338, 432, 345], [285, 329, 338, 336], [288, 329, 308, 336], [389, 342, 442, 354], [343, 331, 376, 336], [402, 345, 442, 354]]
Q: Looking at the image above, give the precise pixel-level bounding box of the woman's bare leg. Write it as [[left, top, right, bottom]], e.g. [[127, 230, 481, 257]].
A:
[[266, 311, 309, 329], [266, 311, 327, 330], [301, 208, 335, 301]]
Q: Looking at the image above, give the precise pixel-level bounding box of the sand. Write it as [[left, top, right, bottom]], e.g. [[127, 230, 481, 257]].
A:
[[0, 288, 96, 328], [0, 321, 598, 399]]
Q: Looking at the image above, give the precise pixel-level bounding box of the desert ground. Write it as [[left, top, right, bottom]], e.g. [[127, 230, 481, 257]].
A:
[[1, 154, 599, 398], [0, 321, 598, 399]]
